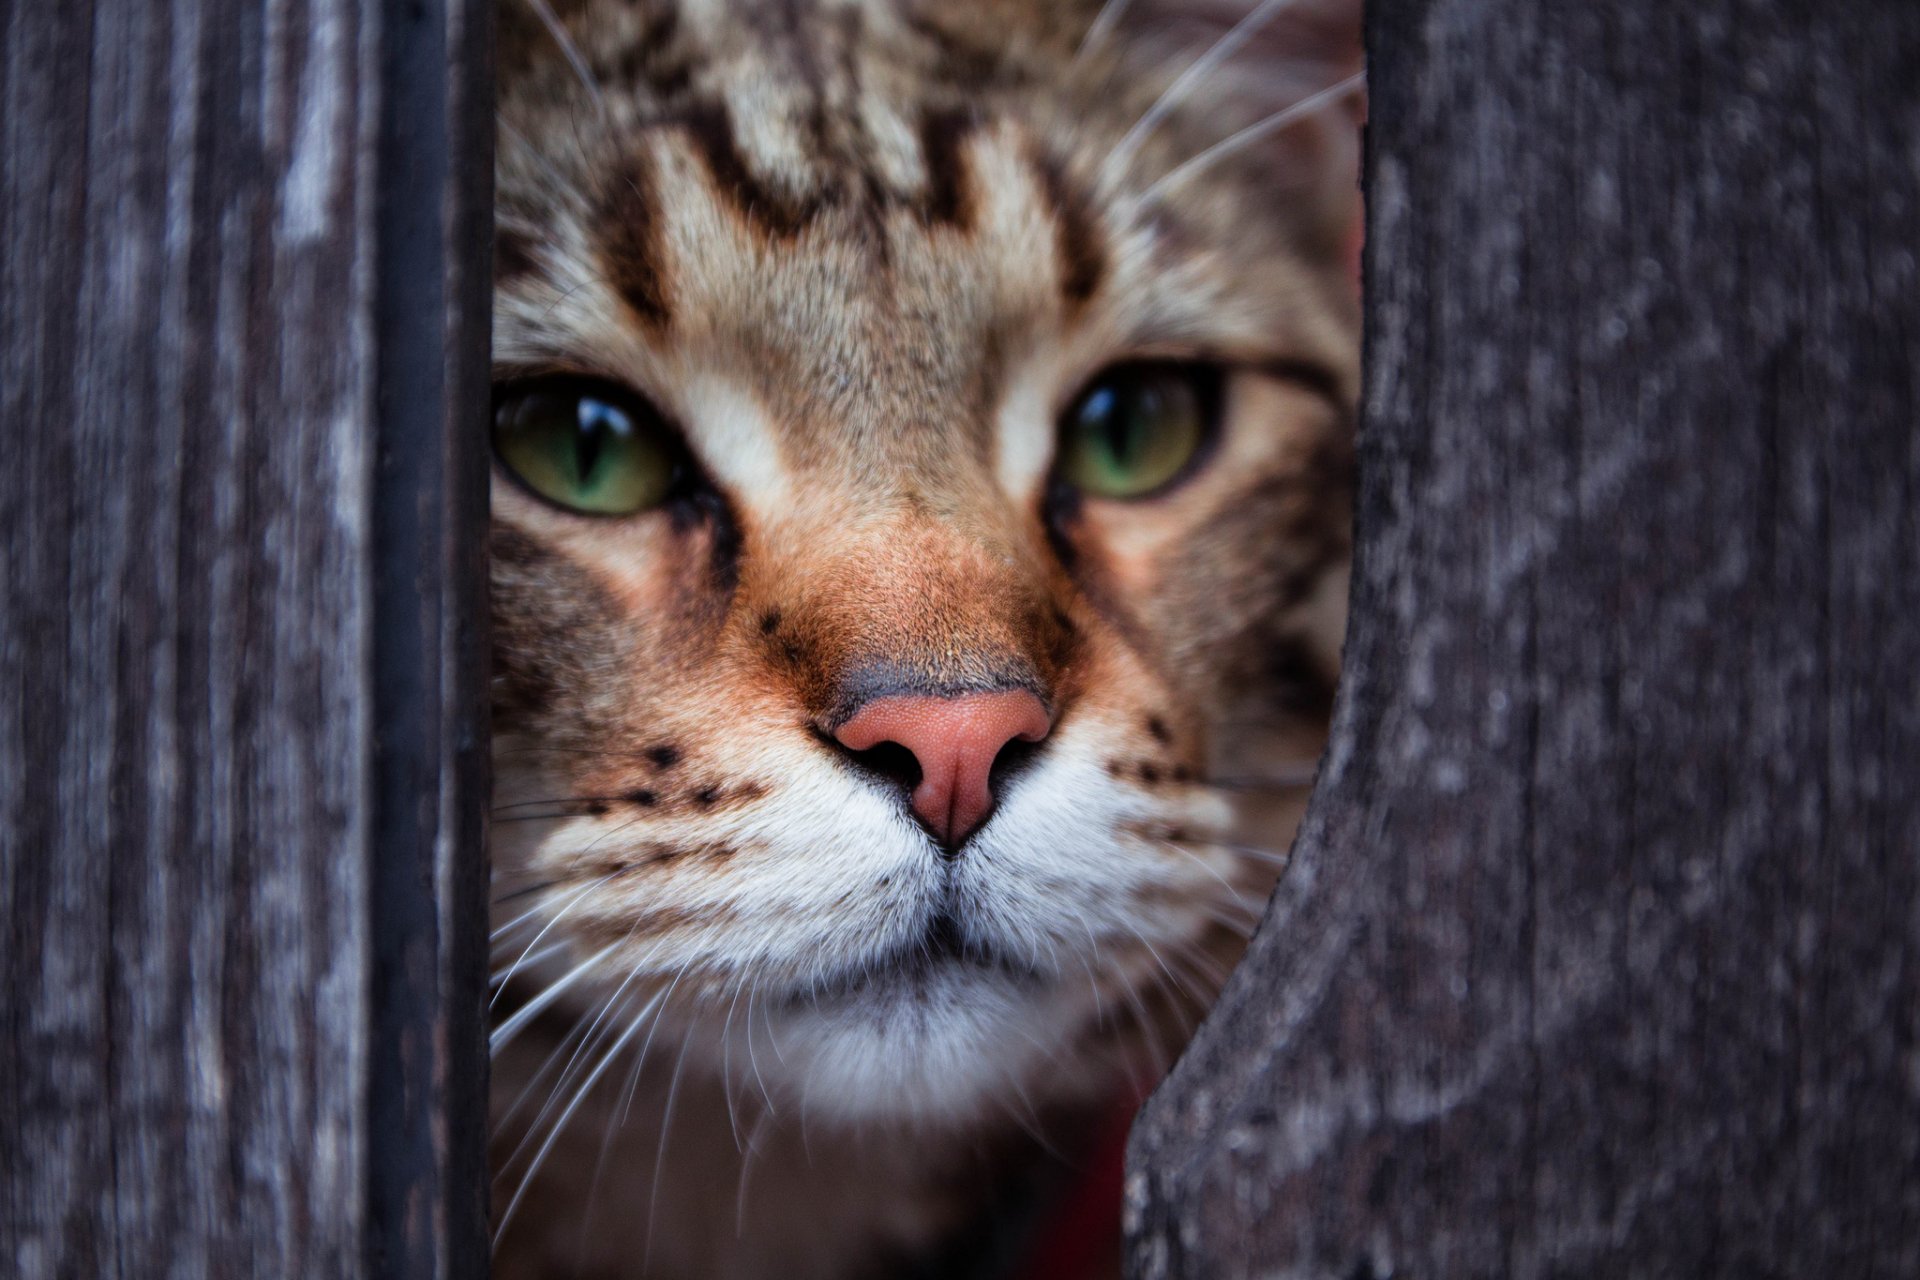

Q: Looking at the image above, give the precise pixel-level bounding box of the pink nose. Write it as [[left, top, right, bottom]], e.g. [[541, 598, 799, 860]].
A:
[[833, 690, 1052, 848]]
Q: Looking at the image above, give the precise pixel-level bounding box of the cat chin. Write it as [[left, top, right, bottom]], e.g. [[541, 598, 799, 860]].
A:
[[718, 967, 1100, 1130]]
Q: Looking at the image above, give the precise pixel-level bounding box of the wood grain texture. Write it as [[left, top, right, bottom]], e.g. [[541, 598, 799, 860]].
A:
[[0, 1, 491, 1276], [1125, 1, 1920, 1276]]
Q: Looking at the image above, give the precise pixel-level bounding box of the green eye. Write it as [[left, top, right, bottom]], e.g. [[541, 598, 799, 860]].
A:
[[492, 380, 681, 515], [1058, 362, 1219, 498]]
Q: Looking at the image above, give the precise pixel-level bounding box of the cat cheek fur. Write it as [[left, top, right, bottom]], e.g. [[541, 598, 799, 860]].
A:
[[487, 1, 1360, 1274]]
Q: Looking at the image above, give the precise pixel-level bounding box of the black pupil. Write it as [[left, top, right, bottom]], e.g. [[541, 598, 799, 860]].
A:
[[1087, 379, 1166, 468], [571, 397, 626, 482], [1110, 386, 1149, 465]]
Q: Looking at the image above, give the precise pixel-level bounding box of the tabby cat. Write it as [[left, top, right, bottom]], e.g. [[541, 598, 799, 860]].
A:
[[488, 1, 1362, 1275]]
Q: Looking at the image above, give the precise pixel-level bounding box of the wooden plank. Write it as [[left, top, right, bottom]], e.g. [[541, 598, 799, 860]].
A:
[[1125, 1, 1920, 1276], [0, 1, 491, 1276]]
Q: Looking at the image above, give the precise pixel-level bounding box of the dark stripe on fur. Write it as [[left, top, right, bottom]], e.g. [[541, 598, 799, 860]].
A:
[[599, 157, 673, 328], [683, 105, 823, 238], [917, 108, 981, 229], [1031, 152, 1106, 306]]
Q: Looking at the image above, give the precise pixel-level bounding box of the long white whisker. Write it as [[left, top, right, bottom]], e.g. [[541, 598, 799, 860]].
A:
[[1101, 0, 1306, 192], [744, 978, 775, 1116], [760, 981, 787, 1065], [1154, 836, 1254, 904], [1140, 71, 1366, 204], [1075, 0, 1136, 61], [578, 980, 684, 1260], [625, 964, 694, 1124], [719, 979, 749, 1151], [490, 876, 615, 1011], [498, 978, 640, 1177], [1125, 922, 1206, 1008], [490, 938, 568, 983], [1191, 836, 1296, 870], [1111, 960, 1173, 1085], [493, 997, 604, 1136], [1199, 901, 1261, 938], [735, 1104, 778, 1238], [493, 990, 658, 1249], [1208, 762, 1323, 790], [501, 938, 659, 1174], [491, 943, 618, 1056], [490, 871, 609, 947], [522, 0, 608, 111], [644, 1026, 701, 1272]]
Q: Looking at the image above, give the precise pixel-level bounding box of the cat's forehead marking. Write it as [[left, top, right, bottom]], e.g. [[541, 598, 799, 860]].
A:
[[507, 98, 1115, 481], [600, 151, 673, 330]]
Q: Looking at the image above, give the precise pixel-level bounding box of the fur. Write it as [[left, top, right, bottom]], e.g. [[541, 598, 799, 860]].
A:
[[489, 1, 1361, 1275]]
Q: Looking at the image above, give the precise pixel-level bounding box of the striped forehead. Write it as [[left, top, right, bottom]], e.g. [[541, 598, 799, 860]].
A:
[[494, 98, 1109, 468]]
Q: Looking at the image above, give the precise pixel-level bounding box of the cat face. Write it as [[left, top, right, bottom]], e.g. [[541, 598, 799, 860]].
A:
[[491, 0, 1359, 1127]]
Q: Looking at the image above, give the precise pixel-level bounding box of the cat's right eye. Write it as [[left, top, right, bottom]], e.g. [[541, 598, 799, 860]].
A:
[[1057, 361, 1222, 500], [492, 379, 683, 516]]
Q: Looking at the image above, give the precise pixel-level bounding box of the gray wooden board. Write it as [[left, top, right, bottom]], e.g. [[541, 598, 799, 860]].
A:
[[0, 1, 491, 1276], [1126, 1, 1920, 1276]]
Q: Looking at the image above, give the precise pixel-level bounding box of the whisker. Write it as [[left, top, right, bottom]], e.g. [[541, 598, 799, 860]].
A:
[[744, 978, 776, 1118], [1163, 936, 1234, 988], [1140, 70, 1366, 204], [491, 871, 610, 947], [1075, 0, 1136, 61], [1125, 923, 1208, 1009], [521, 0, 607, 111], [491, 939, 568, 984], [625, 962, 695, 1126], [493, 987, 661, 1250], [492, 811, 601, 826], [491, 876, 568, 907], [1207, 763, 1322, 790], [735, 1103, 778, 1238], [1151, 836, 1255, 904], [499, 956, 660, 1182], [491, 943, 618, 1056], [1112, 965, 1174, 1085], [760, 981, 787, 1066], [1189, 837, 1295, 870], [645, 1023, 701, 1273], [996, 1074, 1065, 1160], [579, 977, 685, 1261], [538, 271, 614, 325], [495, 743, 685, 765], [493, 986, 610, 1137], [719, 980, 749, 1151], [493, 795, 629, 814], [1101, 0, 1307, 192], [491, 873, 615, 981], [1198, 901, 1262, 938]]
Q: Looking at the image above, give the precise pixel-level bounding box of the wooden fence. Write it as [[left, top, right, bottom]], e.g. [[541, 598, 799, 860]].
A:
[[1, 0, 491, 1274], [4, 0, 1916, 1277]]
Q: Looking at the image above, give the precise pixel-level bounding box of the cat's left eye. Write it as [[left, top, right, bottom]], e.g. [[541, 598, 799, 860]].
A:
[[492, 379, 682, 516], [1057, 362, 1221, 499]]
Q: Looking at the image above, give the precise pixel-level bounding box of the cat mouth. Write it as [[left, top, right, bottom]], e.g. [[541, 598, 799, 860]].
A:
[[791, 907, 1043, 1007]]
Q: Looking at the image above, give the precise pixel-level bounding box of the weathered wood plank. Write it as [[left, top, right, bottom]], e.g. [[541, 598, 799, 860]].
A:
[[0, 1, 491, 1276], [1126, 1, 1920, 1276]]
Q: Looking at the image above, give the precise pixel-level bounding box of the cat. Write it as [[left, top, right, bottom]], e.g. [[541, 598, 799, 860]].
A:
[[487, 1, 1361, 1276]]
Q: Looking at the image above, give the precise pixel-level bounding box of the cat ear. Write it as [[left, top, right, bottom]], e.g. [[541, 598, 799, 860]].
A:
[[1104, 0, 1365, 275]]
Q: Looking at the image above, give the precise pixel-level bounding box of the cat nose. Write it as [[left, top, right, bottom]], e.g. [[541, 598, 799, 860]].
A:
[[833, 690, 1052, 852]]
